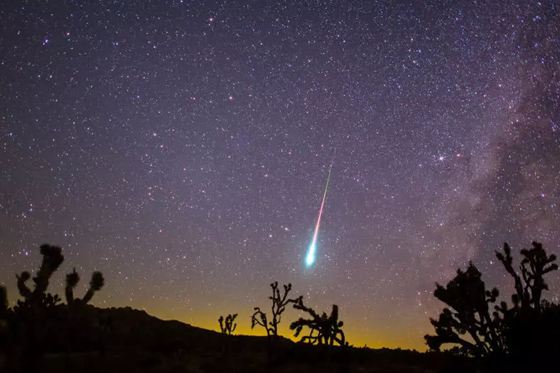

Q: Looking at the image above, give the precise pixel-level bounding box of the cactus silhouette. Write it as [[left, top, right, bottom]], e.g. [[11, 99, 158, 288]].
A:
[[218, 313, 238, 335], [65, 268, 105, 305], [251, 281, 299, 338], [290, 297, 346, 346]]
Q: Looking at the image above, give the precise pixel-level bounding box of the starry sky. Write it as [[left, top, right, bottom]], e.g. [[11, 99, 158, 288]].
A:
[[1, 0, 560, 349]]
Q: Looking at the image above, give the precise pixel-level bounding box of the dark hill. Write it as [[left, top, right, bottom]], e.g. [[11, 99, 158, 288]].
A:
[[3, 305, 472, 373]]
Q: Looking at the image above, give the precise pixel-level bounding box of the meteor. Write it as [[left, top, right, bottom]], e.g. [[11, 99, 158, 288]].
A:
[[304, 162, 333, 268]]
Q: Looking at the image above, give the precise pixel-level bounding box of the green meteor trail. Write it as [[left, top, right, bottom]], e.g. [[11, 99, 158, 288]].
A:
[[305, 162, 333, 268]]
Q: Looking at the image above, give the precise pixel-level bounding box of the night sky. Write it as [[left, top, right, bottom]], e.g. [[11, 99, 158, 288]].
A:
[[1, 1, 560, 349]]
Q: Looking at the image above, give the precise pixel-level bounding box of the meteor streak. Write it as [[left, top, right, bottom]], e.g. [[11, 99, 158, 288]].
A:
[[304, 162, 333, 268]]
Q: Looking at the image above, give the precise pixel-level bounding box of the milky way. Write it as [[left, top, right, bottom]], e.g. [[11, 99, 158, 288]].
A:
[[1, 1, 559, 348]]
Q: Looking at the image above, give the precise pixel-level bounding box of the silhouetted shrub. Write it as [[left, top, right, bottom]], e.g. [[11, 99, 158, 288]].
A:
[[251, 281, 298, 338], [218, 313, 237, 335], [290, 297, 347, 346]]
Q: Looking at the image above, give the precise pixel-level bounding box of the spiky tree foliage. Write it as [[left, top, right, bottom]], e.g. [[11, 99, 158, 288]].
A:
[[15, 244, 64, 309], [65, 269, 105, 305], [16, 271, 32, 300], [496, 242, 557, 312], [290, 297, 346, 346], [7, 244, 107, 371], [426, 241, 558, 358], [218, 313, 238, 335], [65, 268, 80, 304], [251, 281, 299, 338], [424, 263, 503, 357], [9, 244, 65, 372], [251, 307, 270, 337], [83, 271, 104, 304]]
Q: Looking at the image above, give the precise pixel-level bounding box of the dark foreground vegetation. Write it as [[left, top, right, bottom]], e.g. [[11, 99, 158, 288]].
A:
[[1, 241, 559, 372], [426, 241, 560, 372]]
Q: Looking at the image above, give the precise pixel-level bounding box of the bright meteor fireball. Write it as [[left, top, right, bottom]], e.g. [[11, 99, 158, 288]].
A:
[[305, 162, 333, 268]]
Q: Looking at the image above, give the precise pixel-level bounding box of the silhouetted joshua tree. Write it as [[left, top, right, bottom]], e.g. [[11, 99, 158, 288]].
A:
[[10, 244, 65, 372], [65, 268, 105, 306], [15, 244, 64, 309], [425, 241, 558, 359], [8, 244, 107, 373], [424, 263, 503, 357], [218, 313, 238, 335], [251, 281, 299, 338], [290, 297, 346, 346], [495, 242, 557, 312]]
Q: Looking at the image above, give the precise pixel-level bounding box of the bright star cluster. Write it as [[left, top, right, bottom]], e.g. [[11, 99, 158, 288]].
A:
[[1, 1, 559, 349]]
